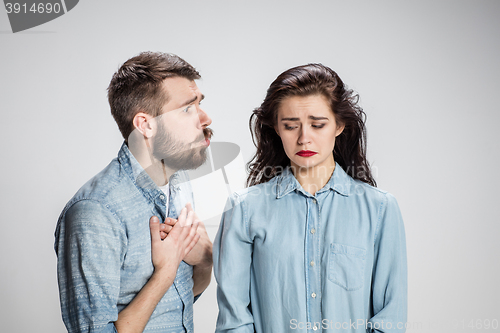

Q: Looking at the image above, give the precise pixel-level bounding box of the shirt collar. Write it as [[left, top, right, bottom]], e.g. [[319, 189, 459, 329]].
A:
[[276, 162, 352, 199]]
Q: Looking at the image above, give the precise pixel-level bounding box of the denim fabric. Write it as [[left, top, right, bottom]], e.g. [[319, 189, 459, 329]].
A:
[[214, 164, 407, 333], [55, 143, 196, 333]]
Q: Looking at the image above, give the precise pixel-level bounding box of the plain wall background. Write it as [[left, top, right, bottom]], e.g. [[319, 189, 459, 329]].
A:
[[1, 1, 499, 332]]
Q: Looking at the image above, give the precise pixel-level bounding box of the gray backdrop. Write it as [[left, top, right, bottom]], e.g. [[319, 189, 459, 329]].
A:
[[1, 1, 499, 332]]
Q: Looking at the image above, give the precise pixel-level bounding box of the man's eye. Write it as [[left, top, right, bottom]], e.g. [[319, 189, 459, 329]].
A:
[[312, 124, 325, 129]]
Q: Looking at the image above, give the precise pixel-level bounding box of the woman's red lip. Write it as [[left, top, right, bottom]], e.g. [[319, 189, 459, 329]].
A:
[[296, 150, 317, 157]]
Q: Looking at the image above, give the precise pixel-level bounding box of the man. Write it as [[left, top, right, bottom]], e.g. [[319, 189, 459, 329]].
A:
[[55, 52, 213, 333]]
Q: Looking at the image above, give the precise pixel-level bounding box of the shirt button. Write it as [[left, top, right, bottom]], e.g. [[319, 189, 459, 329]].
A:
[[310, 228, 316, 234], [313, 198, 317, 204], [311, 292, 316, 298], [310, 261, 315, 267], [159, 194, 165, 200], [313, 325, 318, 331]]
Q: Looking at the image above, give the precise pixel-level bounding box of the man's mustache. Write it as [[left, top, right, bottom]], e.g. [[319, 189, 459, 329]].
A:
[[204, 127, 213, 140]]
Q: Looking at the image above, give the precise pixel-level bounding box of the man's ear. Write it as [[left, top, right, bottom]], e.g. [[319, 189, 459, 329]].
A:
[[132, 112, 155, 138]]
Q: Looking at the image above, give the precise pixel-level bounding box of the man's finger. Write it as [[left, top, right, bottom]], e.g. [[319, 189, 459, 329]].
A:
[[191, 221, 200, 235], [184, 223, 199, 253], [186, 221, 199, 242], [177, 207, 187, 227], [160, 223, 173, 233], [164, 217, 177, 226], [185, 234, 200, 256], [178, 211, 195, 241], [184, 210, 194, 227], [149, 216, 161, 243]]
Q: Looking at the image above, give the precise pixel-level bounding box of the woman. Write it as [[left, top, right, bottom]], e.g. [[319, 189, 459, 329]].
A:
[[214, 64, 407, 333]]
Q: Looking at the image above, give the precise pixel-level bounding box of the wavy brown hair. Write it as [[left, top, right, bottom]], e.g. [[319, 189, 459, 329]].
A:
[[247, 63, 376, 187]]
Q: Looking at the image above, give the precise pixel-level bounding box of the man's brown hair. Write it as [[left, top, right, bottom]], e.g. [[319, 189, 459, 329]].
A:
[[107, 52, 200, 140]]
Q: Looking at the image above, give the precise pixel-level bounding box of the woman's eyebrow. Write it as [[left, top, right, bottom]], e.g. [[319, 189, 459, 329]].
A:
[[309, 116, 329, 120], [281, 116, 329, 121]]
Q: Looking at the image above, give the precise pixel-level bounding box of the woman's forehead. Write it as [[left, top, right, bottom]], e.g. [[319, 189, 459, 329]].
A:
[[278, 95, 332, 119]]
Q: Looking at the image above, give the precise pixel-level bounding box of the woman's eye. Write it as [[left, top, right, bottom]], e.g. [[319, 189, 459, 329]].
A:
[[312, 124, 325, 129], [284, 125, 296, 130], [183, 106, 192, 113]]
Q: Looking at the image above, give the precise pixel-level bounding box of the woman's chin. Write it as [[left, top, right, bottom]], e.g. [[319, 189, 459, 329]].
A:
[[290, 160, 318, 171], [290, 156, 336, 175]]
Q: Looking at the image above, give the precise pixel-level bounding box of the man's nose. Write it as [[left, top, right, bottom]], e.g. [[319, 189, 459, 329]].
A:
[[198, 108, 212, 128]]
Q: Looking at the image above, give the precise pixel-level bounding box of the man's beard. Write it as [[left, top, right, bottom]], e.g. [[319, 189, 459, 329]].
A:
[[152, 121, 213, 171]]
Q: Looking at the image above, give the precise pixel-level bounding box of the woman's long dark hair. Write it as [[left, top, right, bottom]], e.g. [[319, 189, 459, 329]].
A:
[[247, 63, 376, 187]]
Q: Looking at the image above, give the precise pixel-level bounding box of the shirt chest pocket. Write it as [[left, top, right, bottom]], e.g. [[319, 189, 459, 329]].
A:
[[328, 243, 366, 291]]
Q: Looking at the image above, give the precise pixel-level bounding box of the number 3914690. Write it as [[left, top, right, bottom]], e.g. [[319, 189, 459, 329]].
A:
[[5, 3, 62, 14]]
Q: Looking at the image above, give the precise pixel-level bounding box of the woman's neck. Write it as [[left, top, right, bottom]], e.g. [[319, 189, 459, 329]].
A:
[[291, 156, 336, 196]]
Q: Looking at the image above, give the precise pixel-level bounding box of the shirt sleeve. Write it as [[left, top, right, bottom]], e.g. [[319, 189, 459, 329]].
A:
[[367, 193, 408, 333], [56, 199, 126, 333], [213, 193, 255, 333]]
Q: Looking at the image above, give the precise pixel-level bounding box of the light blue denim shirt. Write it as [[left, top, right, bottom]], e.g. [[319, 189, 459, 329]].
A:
[[213, 164, 407, 333], [55, 143, 197, 333]]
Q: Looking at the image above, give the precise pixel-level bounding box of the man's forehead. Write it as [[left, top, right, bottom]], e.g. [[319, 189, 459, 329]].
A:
[[161, 77, 202, 110]]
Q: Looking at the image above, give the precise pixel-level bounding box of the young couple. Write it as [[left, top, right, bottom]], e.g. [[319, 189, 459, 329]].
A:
[[55, 52, 407, 333]]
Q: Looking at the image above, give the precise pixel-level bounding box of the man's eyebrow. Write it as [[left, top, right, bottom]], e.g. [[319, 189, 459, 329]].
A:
[[180, 95, 198, 107], [180, 94, 204, 108]]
